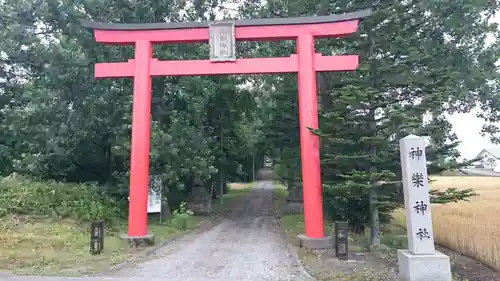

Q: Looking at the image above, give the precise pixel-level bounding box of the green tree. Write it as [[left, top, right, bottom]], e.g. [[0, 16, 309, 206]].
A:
[[0, 0, 267, 212], [316, 1, 497, 246], [239, 0, 498, 247]]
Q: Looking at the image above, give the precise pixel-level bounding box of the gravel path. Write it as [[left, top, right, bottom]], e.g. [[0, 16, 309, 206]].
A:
[[5, 181, 310, 281]]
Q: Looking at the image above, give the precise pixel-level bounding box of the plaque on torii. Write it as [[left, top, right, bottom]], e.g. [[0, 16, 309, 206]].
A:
[[209, 21, 236, 62], [81, 9, 371, 246]]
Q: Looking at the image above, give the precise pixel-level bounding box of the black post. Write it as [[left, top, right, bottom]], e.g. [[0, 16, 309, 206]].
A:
[[334, 221, 349, 260], [90, 220, 104, 255]]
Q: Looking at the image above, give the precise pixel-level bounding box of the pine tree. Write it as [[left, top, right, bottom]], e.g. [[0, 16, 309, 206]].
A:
[[237, 0, 498, 247], [315, 1, 497, 246]]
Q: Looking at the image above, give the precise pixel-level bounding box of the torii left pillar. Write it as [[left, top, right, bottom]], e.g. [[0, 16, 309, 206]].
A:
[[127, 40, 154, 245]]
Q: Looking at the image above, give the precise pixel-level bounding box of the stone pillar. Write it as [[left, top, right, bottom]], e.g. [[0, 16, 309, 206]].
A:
[[397, 135, 451, 281], [286, 181, 304, 214], [187, 176, 212, 216]]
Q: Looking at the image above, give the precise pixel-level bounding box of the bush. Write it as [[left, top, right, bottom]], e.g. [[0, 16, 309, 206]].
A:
[[169, 201, 194, 230], [0, 174, 124, 223], [323, 183, 393, 234]]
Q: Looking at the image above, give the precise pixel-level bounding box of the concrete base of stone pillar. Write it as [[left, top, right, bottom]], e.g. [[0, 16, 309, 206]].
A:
[[397, 249, 452, 281]]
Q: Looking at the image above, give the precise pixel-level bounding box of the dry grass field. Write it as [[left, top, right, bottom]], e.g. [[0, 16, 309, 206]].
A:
[[393, 176, 500, 271], [227, 182, 254, 190]]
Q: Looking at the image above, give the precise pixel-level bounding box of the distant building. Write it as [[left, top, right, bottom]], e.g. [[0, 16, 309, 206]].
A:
[[474, 147, 500, 172]]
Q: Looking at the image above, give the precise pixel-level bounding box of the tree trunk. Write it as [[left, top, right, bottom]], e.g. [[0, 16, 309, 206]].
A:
[[369, 183, 381, 247], [222, 171, 228, 194], [252, 153, 255, 182], [207, 177, 217, 199], [369, 108, 381, 247]]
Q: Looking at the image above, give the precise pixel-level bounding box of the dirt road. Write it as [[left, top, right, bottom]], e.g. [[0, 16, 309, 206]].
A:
[[6, 181, 310, 281]]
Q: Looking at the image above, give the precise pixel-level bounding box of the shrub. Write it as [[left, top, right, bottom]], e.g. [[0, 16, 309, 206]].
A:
[[169, 201, 194, 230], [0, 174, 124, 223]]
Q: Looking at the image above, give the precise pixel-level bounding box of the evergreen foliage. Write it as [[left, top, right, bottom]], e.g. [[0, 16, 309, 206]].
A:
[[0, 0, 498, 247]]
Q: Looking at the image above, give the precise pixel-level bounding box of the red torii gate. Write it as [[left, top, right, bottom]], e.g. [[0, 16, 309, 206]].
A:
[[82, 9, 370, 247]]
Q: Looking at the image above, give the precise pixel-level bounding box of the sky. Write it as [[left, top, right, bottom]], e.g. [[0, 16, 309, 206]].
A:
[[447, 109, 493, 160]]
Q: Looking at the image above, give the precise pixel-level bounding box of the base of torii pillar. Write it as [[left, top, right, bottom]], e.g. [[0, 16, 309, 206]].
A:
[[297, 234, 332, 249], [120, 233, 156, 248]]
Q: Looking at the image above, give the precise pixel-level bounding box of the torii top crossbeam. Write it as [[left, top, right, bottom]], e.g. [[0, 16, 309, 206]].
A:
[[82, 9, 370, 78], [82, 9, 370, 42]]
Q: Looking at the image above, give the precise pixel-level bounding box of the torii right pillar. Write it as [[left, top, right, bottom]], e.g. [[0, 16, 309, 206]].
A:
[[294, 13, 372, 248], [295, 33, 331, 249]]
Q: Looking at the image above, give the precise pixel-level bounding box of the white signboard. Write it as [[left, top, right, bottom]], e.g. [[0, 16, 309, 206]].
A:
[[399, 134, 435, 255], [147, 175, 162, 213]]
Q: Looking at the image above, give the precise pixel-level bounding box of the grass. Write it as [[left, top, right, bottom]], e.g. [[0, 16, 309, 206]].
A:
[[0, 181, 252, 276], [272, 183, 288, 217], [272, 185, 396, 281], [392, 175, 500, 271], [227, 182, 254, 190], [0, 215, 203, 276], [272, 184, 304, 239], [273, 178, 479, 281]]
